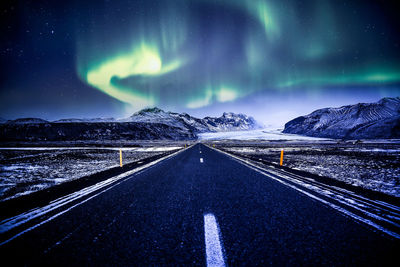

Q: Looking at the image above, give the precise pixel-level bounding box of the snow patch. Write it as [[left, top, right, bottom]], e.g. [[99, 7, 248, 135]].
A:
[[199, 128, 330, 141]]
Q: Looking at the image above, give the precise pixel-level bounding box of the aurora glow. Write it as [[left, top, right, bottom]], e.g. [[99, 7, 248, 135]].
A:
[[86, 43, 184, 107], [75, 0, 400, 113], [1, 0, 400, 121]]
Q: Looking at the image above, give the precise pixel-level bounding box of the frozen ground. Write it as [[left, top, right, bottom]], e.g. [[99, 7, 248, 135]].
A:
[[217, 142, 400, 197], [0, 145, 182, 201], [199, 128, 330, 141]]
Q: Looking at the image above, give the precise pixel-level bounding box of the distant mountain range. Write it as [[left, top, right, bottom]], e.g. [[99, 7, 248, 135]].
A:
[[123, 107, 259, 133], [3, 97, 398, 141], [0, 108, 260, 141], [283, 97, 400, 139]]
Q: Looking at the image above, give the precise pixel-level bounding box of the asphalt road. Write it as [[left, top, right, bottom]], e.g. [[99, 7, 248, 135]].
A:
[[1, 144, 398, 266]]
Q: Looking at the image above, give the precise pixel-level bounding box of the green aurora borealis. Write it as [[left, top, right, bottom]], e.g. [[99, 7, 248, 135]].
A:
[[1, 0, 399, 121], [76, 0, 400, 113]]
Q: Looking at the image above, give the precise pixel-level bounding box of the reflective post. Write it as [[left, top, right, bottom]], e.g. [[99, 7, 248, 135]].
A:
[[120, 149, 123, 167]]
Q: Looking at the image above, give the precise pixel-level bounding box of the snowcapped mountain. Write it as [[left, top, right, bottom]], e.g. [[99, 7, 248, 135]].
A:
[[283, 97, 400, 139], [203, 112, 259, 132], [123, 107, 260, 133], [0, 108, 259, 141]]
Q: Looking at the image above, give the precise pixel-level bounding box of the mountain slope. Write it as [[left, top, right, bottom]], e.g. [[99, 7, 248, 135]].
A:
[[123, 107, 260, 133], [283, 97, 400, 139], [0, 108, 259, 141], [203, 112, 259, 132], [6, 118, 50, 124], [0, 122, 196, 141], [53, 118, 116, 123]]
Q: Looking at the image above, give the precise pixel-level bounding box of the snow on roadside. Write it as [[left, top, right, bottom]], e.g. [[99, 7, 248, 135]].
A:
[[0, 146, 182, 151], [0, 146, 182, 201], [223, 144, 400, 197], [198, 128, 330, 141]]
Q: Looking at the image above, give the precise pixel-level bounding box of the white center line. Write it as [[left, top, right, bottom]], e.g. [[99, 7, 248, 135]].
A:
[[200, 158, 204, 163], [204, 213, 226, 267]]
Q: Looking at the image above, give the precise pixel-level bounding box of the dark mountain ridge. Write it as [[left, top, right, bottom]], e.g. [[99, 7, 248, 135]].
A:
[[0, 108, 259, 141], [122, 107, 260, 133], [283, 97, 400, 139]]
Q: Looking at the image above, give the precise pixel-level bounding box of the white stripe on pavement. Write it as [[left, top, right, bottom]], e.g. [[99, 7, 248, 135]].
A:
[[0, 147, 189, 245], [204, 213, 226, 267], [200, 158, 204, 163]]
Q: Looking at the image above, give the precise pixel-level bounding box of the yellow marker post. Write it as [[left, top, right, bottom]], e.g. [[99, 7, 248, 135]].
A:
[[119, 149, 123, 167], [213, 144, 215, 148], [280, 149, 284, 166]]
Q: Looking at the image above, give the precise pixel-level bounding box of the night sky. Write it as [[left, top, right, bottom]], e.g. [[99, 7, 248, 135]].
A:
[[1, 0, 400, 126]]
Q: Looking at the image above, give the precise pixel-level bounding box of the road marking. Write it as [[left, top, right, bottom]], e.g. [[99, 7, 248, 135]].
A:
[[209, 145, 400, 239], [204, 213, 225, 267], [0, 147, 189, 245], [200, 158, 204, 163], [200, 151, 202, 154]]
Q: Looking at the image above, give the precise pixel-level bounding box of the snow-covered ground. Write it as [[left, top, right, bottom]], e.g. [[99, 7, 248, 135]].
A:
[[0, 147, 181, 152], [220, 143, 400, 197], [199, 128, 330, 141], [0, 146, 182, 201]]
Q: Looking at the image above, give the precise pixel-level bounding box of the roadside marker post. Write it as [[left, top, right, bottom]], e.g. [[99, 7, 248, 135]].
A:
[[280, 149, 284, 166], [120, 149, 123, 167]]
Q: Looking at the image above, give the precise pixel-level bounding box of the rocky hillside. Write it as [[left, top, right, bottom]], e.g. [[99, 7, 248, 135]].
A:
[[283, 97, 400, 139], [203, 112, 258, 132], [0, 108, 259, 141], [123, 107, 260, 133]]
